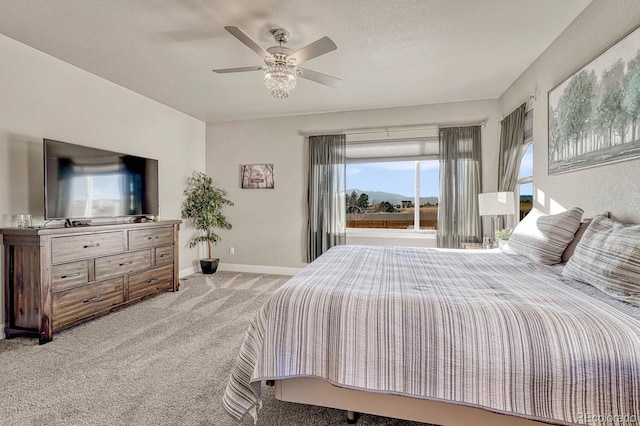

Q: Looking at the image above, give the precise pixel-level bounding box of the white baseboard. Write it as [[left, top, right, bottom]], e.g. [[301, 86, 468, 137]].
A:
[[218, 262, 301, 276], [179, 266, 198, 278]]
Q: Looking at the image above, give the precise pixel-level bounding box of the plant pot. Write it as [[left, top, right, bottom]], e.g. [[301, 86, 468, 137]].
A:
[[498, 239, 508, 249], [200, 258, 219, 274]]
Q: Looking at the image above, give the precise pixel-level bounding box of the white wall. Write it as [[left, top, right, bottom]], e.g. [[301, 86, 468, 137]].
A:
[[500, 0, 640, 223], [0, 34, 206, 335], [207, 100, 500, 270]]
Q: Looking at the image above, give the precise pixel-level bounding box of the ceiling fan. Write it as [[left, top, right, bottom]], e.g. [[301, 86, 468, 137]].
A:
[[213, 26, 342, 98]]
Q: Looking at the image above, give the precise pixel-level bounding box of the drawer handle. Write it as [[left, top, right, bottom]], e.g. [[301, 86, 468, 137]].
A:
[[61, 272, 81, 279], [159, 254, 168, 258], [83, 243, 100, 248], [147, 236, 159, 240], [118, 261, 133, 266], [146, 278, 159, 284], [83, 294, 101, 303]]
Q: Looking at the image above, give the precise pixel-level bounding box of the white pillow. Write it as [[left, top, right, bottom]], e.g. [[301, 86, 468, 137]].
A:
[[562, 214, 640, 307], [503, 207, 583, 265]]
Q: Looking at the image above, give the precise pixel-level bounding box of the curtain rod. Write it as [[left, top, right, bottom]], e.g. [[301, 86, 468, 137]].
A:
[[300, 120, 487, 137], [501, 94, 536, 120]]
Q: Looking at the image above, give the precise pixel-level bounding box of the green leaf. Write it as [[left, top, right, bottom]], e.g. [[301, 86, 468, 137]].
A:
[[181, 171, 233, 258]]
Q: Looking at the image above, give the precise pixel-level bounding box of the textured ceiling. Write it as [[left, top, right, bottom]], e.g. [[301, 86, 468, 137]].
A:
[[0, 0, 592, 123]]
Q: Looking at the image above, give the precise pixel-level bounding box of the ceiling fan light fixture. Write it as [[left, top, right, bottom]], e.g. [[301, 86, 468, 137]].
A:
[[214, 26, 340, 98], [263, 64, 297, 98]]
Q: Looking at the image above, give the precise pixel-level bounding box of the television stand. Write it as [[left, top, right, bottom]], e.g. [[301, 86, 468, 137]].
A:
[[1, 220, 181, 343], [65, 219, 92, 227]]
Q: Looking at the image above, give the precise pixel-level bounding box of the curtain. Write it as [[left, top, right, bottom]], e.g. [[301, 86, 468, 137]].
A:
[[498, 103, 526, 192], [437, 126, 482, 248], [523, 109, 534, 145], [307, 135, 346, 262]]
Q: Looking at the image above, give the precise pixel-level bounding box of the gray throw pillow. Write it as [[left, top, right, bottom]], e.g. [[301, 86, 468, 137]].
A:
[[562, 214, 640, 307], [503, 207, 583, 265]]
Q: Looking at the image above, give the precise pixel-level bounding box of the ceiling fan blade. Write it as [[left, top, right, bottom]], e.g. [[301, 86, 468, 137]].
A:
[[298, 67, 342, 88], [224, 26, 270, 59], [212, 66, 263, 73], [288, 36, 337, 65]]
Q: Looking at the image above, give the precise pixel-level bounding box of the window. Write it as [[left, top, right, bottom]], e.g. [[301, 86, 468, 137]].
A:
[[517, 110, 534, 219], [345, 136, 439, 231]]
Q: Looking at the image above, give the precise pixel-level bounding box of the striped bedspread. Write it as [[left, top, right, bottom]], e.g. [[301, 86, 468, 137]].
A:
[[223, 245, 640, 425]]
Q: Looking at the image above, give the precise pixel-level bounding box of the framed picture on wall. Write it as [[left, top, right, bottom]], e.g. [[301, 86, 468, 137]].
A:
[[241, 164, 274, 189], [548, 24, 640, 175]]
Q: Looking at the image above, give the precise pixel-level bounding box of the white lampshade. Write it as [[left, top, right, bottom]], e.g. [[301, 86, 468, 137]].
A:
[[478, 192, 516, 216]]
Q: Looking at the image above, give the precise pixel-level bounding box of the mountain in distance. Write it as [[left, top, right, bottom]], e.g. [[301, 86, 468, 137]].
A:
[[347, 189, 438, 206]]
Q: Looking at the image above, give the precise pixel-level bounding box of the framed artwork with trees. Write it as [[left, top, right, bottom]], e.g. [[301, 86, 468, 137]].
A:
[[241, 164, 274, 189], [548, 24, 640, 174]]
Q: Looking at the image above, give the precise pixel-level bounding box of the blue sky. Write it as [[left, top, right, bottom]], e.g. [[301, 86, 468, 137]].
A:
[[347, 160, 440, 198], [519, 144, 534, 196], [347, 145, 534, 199]]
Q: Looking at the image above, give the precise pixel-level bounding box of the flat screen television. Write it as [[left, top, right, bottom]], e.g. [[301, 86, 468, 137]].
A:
[[44, 139, 159, 220]]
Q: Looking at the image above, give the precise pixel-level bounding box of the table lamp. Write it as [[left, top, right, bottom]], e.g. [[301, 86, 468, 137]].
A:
[[478, 191, 516, 248]]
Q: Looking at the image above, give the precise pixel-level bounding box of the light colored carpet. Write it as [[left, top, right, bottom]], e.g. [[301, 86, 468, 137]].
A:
[[0, 272, 429, 425]]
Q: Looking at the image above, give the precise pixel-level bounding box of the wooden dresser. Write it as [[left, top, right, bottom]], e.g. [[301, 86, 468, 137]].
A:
[[1, 220, 180, 343]]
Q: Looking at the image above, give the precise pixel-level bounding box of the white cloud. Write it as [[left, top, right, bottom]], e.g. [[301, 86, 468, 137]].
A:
[[346, 167, 362, 176], [419, 161, 440, 171], [520, 148, 534, 176]]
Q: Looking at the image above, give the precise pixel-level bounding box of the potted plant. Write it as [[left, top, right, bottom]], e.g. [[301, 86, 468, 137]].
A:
[[495, 228, 512, 249], [181, 171, 233, 274]]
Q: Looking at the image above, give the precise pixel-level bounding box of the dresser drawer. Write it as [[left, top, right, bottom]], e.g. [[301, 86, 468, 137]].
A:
[[129, 227, 174, 251], [51, 231, 126, 264], [51, 261, 89, 292], [94, 249, 152, 280], [128, 264, 173, 300], [155, 245, 174, 266], [52, 277, 124, 330]]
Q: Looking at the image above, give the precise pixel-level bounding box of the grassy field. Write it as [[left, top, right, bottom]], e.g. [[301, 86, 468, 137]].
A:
[[349, 200, 533, 229], [397, 205, 438, 215]]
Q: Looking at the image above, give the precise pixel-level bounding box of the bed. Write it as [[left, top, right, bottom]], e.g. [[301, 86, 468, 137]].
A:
[[223, 212, 640, 425]]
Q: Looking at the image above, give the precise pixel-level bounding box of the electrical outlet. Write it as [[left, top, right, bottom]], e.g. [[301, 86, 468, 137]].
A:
[[229, 246, 235, 255]]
